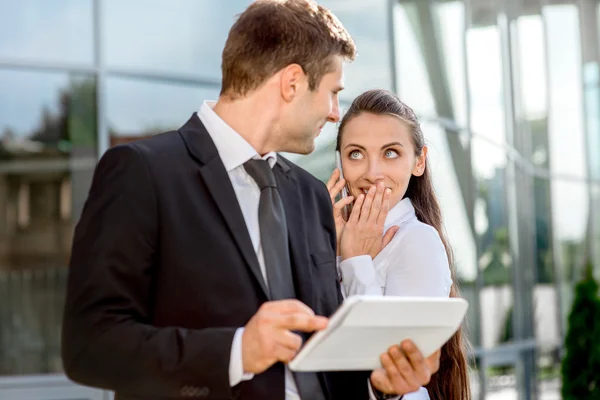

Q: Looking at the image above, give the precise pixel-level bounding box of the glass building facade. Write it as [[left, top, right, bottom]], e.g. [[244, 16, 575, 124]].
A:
[[0, 0, 598, 399]]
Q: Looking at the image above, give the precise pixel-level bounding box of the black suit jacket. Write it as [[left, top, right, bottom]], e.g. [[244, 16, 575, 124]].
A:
[[62, 115, 370, 399]]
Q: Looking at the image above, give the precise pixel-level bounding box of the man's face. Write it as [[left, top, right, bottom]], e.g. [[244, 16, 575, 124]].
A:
[[278, 56, 345, 155]]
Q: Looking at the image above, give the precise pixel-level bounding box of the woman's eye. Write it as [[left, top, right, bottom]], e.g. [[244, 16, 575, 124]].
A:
[[349, 150, 363, 159], [385, 149, 399, 158]]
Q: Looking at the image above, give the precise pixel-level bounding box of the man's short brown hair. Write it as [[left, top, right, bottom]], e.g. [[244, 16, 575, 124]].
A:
[[220, 0, 356, 98]]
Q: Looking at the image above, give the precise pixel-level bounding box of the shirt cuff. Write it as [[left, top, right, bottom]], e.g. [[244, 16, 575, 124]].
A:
[[339, 255, 381, 296], [229, 328, 254, 386], [336, 256, 342, 279], [368, 378, 402, 400]]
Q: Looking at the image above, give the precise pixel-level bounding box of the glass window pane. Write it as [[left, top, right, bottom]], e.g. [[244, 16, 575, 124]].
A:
[[102, 0, 251, 78], [536, 350, 562, 400], [434, 1, 468, 127], [517, 16, 548, 121], [106, 77, 219, 144], [485, 363, 518, 400], [426, 122, 478, 343], [584, 62, 600, 181], [320, 0, 393, 101], [426, 123, 477, 282], [394, 2, 436, 115], [0, 1, 94, 65], [544, 5, 587, 179], [516, 14, 555, 288], [466, 25, 506, 144], [0, 69, 97, 375], [552, 180, 589, 319], [472, 138, 513, 350], [592, 184, 600, 278]]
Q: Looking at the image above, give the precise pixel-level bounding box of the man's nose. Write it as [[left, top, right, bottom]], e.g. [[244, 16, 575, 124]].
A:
[[327, 101, 340, 123]]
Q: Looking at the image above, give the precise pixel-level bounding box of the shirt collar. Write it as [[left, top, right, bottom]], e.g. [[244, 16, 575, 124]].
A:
[[197, 101, 277, 171], [384, 197, 417, 230]]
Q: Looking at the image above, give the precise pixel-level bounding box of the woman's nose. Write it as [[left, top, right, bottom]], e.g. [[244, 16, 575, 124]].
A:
[[364, 163, 385, 184]]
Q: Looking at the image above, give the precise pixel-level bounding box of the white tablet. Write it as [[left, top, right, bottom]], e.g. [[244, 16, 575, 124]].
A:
[[288, 295, 468, 372]]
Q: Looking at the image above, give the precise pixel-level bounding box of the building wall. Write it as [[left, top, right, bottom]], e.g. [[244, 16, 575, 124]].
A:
[[0, 0, 599, 399]]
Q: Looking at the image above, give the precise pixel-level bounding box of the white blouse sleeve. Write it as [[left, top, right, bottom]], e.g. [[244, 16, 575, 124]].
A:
[[384, 224, 452, 298], [338, 223, 452, 298], [338, 255, 383, 297]]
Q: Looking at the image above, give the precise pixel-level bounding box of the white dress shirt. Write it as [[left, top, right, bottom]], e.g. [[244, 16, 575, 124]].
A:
[[339, 198, 453, 400], [197, 101, 303, 397], [198, 101, 392, 400]]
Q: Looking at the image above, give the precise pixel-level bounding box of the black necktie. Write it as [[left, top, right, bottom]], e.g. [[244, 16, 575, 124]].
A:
[[244, 159, 326, 400], [243, 159, 295, 300]]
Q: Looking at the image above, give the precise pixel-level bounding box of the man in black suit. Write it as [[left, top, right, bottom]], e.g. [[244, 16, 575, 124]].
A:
[[61, 1, 440, 399]]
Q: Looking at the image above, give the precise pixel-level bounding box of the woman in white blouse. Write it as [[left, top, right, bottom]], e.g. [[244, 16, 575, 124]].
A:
[[326, 90, 470, 400]]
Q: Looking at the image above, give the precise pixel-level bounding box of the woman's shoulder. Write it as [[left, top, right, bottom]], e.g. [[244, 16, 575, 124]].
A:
[[394, 218, 443, 246], [378, 219, 447, 263]]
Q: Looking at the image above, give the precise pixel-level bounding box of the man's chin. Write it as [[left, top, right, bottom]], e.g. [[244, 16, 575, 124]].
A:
[[280, 140, 316, 155], [291, 145, 315, 155]]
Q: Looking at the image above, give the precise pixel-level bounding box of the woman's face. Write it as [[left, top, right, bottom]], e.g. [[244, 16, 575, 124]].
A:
[[339, 112, 427, 208]]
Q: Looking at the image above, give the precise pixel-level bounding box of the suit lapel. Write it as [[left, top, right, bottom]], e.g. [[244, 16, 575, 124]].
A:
[[179, 114, 269, 300], [273, 160, 316, 311]]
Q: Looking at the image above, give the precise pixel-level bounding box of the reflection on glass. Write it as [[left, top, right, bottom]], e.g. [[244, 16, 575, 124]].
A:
[[321, 0, 392, 101], [393, 2, 436, 116], [102, 0, 251, 78], [584, 62, 600, 181], [425, 122, 478, 344], [592, 185, 600, 277], [0, 0, 93, 64], [472, 138, 513, 350], [425, 123, 477, 283], [485, 364, 518, 400], [434, 1, 468, 127], [543, 4, 586, 179], [516, 15, 554, 287], [535, 290, 562, 393], [544, 4, 589, 329], [536, 351, 562, 400], [552, 180, 589, 318], [106, 77, 219, 145], [517, 16, 547, 120], [466, 25, 506, 145], [0, 69, 96, 375]]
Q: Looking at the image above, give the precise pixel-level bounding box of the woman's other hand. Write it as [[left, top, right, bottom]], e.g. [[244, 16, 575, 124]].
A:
[[326, 168, 354, 255], [339, 181, 399, 260]]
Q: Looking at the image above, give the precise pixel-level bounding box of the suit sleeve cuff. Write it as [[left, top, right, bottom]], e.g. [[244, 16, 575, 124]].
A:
[[229, 328, 254, 386]]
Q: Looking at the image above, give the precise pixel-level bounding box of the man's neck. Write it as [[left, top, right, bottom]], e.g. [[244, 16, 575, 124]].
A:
[[213, 95, 278, 156]]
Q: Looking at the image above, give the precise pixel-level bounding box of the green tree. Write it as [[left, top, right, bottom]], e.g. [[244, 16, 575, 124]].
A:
[[561, 260, 600, 399]]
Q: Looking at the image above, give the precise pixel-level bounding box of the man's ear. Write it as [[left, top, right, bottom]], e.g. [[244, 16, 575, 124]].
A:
[[412, 145, 428, 177], [280, 64, 306, 102]]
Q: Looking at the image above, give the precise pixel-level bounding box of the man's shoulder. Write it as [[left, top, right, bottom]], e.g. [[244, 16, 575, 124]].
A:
[[105, 130, 189, 167], [277, 154, 327, 192], [121, 130, 183, 155]]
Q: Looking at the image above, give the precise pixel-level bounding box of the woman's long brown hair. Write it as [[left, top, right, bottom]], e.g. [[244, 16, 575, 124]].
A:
[[336, 89, 471, 400]]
